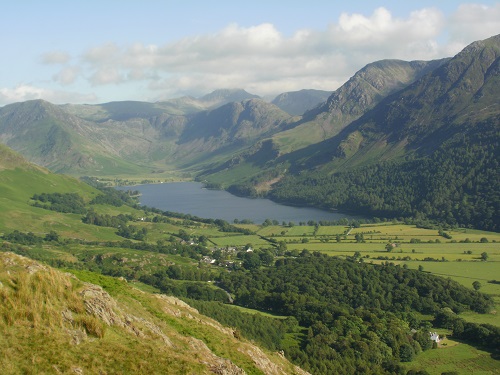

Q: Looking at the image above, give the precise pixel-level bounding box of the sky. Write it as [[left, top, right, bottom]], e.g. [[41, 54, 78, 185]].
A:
[[1, 1, 499, 106]]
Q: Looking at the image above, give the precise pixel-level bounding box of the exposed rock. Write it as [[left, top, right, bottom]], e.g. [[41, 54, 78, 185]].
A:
[[189, 337, 246, 375], [80, 284, 123, 326], [62, 308, 74, 323], [156, 294, 234, 336], [238, 345, 311, 375], [80, 284, 173, 346], [66, 328, 87, 345], [25, 263, 49, 274], [238, 346, 284, 375]]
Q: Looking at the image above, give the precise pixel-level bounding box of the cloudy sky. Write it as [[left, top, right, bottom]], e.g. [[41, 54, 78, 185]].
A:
[[1, 1, 499, 105]]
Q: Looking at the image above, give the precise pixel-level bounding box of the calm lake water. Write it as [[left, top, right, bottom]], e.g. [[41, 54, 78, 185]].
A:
[[117, 182, 358, 224]]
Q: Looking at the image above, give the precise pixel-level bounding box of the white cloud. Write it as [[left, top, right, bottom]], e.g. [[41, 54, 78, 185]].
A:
[[73, 6, 453, 98], [89, 67, 124, 85], [41, 51, 71, 65], [448, 3, 500, 47], [53, 66, 80, 85], [5, 3, 499, 105], [83, 43, 121, 63], [0, 84, 97, 106]]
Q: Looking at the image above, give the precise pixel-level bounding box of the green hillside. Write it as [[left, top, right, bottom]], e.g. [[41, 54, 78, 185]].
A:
[[0, 145, 123, 239]]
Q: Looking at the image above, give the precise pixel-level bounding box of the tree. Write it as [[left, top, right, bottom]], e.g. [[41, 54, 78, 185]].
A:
[[278, 241, 287, 253], [259, 250, 274, 266], [385, 243, 394, 252], [480, 252, 488, 261], [472, 281, 482, 291], [198, 235, 208, 246], [213, 249, 223, 261], [399, 343, 415, 362], [44, 230, 59, 242], [414, 329, 432, 351], [242, 252, 261, 270], [355, 233, 364, 243]]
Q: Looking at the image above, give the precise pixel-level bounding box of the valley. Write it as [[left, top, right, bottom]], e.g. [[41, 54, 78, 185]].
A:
[[0, 33, 499, 374]]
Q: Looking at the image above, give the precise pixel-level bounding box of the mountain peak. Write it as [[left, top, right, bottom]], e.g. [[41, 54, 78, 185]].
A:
[[199, 89, 260, 109]]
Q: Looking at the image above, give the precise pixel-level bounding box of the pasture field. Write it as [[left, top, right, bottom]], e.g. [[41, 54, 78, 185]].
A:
[[226, 304, 288, 319], [348, 224, 500, 243], [208, 222, 500, 332], [316, 226, 350, 236], [271, 240, 498, 260], [234, 224, 261, 232], [209, 234, 269, 247], [256, 225, 317, 237], [403, 337, 500, 375]]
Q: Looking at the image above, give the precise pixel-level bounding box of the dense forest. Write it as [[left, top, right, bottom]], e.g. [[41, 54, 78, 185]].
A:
[[270, 119, 500, 231], [213, 253, 495, 374]]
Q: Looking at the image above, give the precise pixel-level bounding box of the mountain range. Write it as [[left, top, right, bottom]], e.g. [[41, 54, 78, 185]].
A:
[[0, 34, 499, 230]]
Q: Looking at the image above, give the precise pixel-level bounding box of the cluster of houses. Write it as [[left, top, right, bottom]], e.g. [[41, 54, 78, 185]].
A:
[[200, 246, 254, 268]]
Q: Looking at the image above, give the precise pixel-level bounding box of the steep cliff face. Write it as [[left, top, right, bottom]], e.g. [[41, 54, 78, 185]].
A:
[[0, 252, 309, 375]]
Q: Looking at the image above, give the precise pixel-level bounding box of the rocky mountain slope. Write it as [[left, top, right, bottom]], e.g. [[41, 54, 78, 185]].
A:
[[0, 252, 308, 374], [296, 34, 500, 170], [271, 89, 332, 116]]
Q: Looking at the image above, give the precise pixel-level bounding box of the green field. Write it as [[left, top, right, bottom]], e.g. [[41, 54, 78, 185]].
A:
[[404, 337, 500, 375], [209, 235, 270, 247]]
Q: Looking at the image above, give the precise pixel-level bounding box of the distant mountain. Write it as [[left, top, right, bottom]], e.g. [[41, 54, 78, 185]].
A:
[[0, 92, 290, 175], [0, 99, 168, 175], [271, 89, 332, 116], [152, 88, 260, 115], [306, 34, 500, 167], [198, 88, 260, 109], [1, 35, 499, 230], [174, 99, 292, 166], [180, 99, 290, 145]]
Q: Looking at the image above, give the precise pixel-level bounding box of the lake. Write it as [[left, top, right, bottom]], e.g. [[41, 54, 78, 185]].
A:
[[116, 182, 359, 224]]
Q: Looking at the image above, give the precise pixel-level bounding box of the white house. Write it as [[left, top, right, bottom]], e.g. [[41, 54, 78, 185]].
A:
[[429, 332, 440, 343]]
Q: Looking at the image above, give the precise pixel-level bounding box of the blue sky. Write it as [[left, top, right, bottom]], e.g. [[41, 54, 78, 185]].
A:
[[1, 1, 499, 105]]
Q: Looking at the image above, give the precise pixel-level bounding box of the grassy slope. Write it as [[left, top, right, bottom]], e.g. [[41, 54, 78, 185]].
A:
[[0, 145, 127, 240], [0, 252, 305, 375]]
